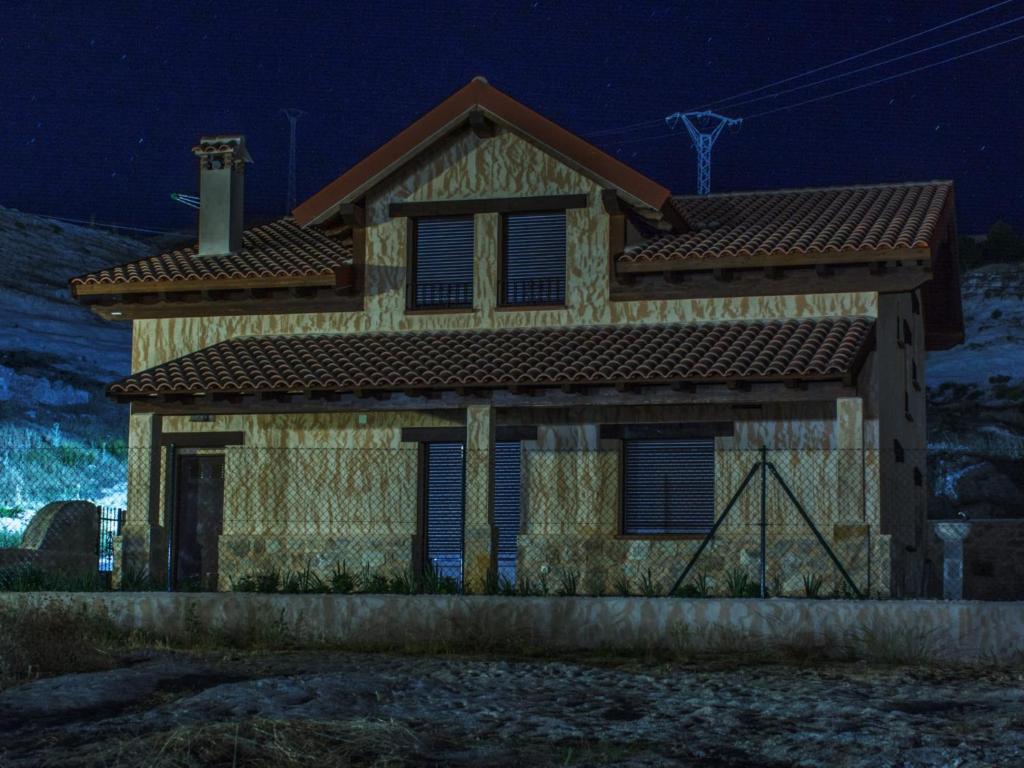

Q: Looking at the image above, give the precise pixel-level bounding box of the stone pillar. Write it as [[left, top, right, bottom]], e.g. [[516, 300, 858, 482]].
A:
[[934, 521, 971, 600], [463, 404, 496, 590]]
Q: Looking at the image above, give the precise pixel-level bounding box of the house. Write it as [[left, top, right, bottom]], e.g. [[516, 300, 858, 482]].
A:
[[69, 77, 964, 597]]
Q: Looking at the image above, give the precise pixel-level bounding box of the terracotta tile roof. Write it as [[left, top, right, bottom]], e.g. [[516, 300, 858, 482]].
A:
[[620, 181, 951, 269], [109, 317, 873, 397], [70, 217, 352, 294]]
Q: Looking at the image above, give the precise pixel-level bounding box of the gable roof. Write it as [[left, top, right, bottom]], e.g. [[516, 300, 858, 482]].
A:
[[618, 181, 951, 271], [108, 317, 873, 398], [69, 217, 352, 296], [292, 77, 672, 226]]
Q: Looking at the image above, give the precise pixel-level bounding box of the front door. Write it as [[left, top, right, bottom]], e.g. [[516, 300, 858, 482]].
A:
[[173, 454, 225, 591]]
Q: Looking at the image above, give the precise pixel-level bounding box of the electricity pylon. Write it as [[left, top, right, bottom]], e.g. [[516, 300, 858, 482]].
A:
[[665, 111, 741, 195], [281, 108, 306, 212]]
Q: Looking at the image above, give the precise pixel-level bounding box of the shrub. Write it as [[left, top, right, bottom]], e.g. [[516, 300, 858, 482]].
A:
[[725, 568, 758, 598], [281, 563, 328, 594], [674, 571, 711, 598], [329, 562, 356, 594], [638, 568, 660, 597], [613, 572, 632, 597], [803, 573, 825, 598], [555, 567, 579, 597]]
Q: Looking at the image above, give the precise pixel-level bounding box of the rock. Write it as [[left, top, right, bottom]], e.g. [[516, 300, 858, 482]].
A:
[[20, 500, 98, 553]]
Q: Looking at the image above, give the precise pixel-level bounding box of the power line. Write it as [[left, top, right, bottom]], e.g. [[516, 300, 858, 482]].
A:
[[584, 117, 666, 137], [698, 0, 1017, 110], [722, 12, 1024, 111], [31, 213, 181, 236], [743, 30, 1024, 120]]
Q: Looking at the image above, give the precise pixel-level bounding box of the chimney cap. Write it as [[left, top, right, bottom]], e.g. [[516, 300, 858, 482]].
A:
[[192, 134, 253, 162]]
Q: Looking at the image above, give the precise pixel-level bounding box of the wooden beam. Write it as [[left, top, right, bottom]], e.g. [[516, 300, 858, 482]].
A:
[[616, 245, 930, 274], [601, 189, 625, 215], [713, 268, 733, 282], [389, 194, 588, 219], [468, 109, 496, 138], [127, 380, 859, 415], [658, 199, 689, 233], [764, 266, 784, 280], [610, 261, 933, 302], [159, 431, 245, 448], [338, 202, 366, 227]]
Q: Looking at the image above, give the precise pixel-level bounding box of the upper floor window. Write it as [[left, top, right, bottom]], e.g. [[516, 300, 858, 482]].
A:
[[621, 438, 715, 535], [501, 211, 566, 307], [410, 216, 474, 310]]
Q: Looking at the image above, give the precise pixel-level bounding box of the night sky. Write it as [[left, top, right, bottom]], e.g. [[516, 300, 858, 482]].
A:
[[2, 0, 1022, 236]]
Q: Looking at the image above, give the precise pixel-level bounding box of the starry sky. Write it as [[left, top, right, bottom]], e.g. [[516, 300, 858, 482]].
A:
[[1, 0, 1022, 236]]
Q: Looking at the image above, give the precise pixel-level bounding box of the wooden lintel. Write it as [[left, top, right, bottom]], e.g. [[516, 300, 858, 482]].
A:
[[289, 286, 317, 299], [614, 382, 639, 394], [726, 380, 751, 392], [509, 385, 535, 396], [869, 261, 888, 275], [670, 381, 696, 393], [468, 109, 496, 138], [815, 264, 835, 278], [389, 194, 588, 219], [783, 380, 806, 390], [713, 268, 733, 283], [246, 287, 272, 300], [371, 391, 391, 401], [764, 266, 783, 280]]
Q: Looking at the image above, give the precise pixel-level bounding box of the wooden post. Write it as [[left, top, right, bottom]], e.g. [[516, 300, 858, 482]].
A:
[[463, 404, 496, 590]]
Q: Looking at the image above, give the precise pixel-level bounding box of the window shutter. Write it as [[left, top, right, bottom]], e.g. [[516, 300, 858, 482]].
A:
[[503, 212, 566, 305], [622, 439, 715, 534], [414, 217, 474, 308], [493, 441, 522, 581], [424, 442, 465, 580]]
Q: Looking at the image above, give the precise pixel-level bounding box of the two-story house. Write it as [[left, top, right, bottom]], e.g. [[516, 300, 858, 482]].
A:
[[70, 77, 963, 597]]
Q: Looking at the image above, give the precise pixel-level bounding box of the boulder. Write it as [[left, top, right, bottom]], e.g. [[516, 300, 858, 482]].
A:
[[20, 501, 99, 554]]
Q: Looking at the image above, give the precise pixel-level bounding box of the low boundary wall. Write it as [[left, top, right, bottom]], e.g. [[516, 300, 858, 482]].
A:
[[2, 593, 1022, 666]]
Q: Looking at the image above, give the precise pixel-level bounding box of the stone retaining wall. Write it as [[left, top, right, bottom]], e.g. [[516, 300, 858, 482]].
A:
[[1, 592, 1022, 665]]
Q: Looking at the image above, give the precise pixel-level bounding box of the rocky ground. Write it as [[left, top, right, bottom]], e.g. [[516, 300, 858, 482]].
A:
[[0, 651, 1022, 767]]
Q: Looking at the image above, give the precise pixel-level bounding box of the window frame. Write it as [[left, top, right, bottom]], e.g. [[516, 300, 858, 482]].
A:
[[497, 209, 568, 310], [406, 214, 476, 313], [617, 437, 717, 540]]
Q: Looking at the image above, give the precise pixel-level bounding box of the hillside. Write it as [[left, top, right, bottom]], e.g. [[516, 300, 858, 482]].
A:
[[0, 207, 148, 531]]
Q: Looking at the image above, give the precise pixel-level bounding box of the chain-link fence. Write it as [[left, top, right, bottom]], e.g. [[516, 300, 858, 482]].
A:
[[0, 441, 1021, 597]]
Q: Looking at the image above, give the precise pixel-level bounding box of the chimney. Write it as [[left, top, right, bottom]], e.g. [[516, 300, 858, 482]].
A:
[[192, 135, 252, 256]]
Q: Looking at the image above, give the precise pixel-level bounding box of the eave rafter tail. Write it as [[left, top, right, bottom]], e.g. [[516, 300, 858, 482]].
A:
[[616, 245, 932, 274]]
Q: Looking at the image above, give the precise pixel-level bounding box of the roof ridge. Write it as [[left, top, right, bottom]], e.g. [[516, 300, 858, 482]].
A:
[[671, 180, 953, 201]]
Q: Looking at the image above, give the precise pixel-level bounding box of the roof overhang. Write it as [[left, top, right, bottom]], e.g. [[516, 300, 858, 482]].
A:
[[292, 77, 672, 227]]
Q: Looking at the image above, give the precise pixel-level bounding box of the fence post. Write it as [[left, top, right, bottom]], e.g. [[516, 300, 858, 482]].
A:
[[759, 445, 768, 598]]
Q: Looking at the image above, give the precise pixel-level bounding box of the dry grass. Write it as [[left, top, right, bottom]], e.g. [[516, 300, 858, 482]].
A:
[[0, 600, 125, 689], [67, 718, 425, 768]]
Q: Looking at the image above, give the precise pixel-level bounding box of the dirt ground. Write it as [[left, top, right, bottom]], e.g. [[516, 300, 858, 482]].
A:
[[0, 651, 1022, 767]]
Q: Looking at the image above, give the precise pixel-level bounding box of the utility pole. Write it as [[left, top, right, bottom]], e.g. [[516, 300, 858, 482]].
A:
[[665, 111, 741, 195], [281, 108, 306, 212]]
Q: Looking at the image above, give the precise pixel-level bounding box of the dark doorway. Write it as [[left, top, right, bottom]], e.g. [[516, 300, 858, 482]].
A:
[[172, 454, 225, 591]]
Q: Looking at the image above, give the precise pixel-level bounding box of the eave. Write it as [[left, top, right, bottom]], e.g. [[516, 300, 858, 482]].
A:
[[292, 77, 672, 227]]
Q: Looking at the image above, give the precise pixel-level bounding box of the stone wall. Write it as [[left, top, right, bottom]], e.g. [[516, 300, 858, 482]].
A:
[[2, 592, 1021, 666]]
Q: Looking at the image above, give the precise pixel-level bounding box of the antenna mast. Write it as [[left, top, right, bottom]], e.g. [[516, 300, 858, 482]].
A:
[[281, 108, 307, 212], [665, 111, 741, 195]]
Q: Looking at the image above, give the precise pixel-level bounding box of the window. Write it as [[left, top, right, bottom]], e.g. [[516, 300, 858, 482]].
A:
[[422, 442, 465, 583], [501, 211, 566, 306], [410, 217, 474, 309], [493, 441, 522, 583], [621, 439, 715, 535]]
